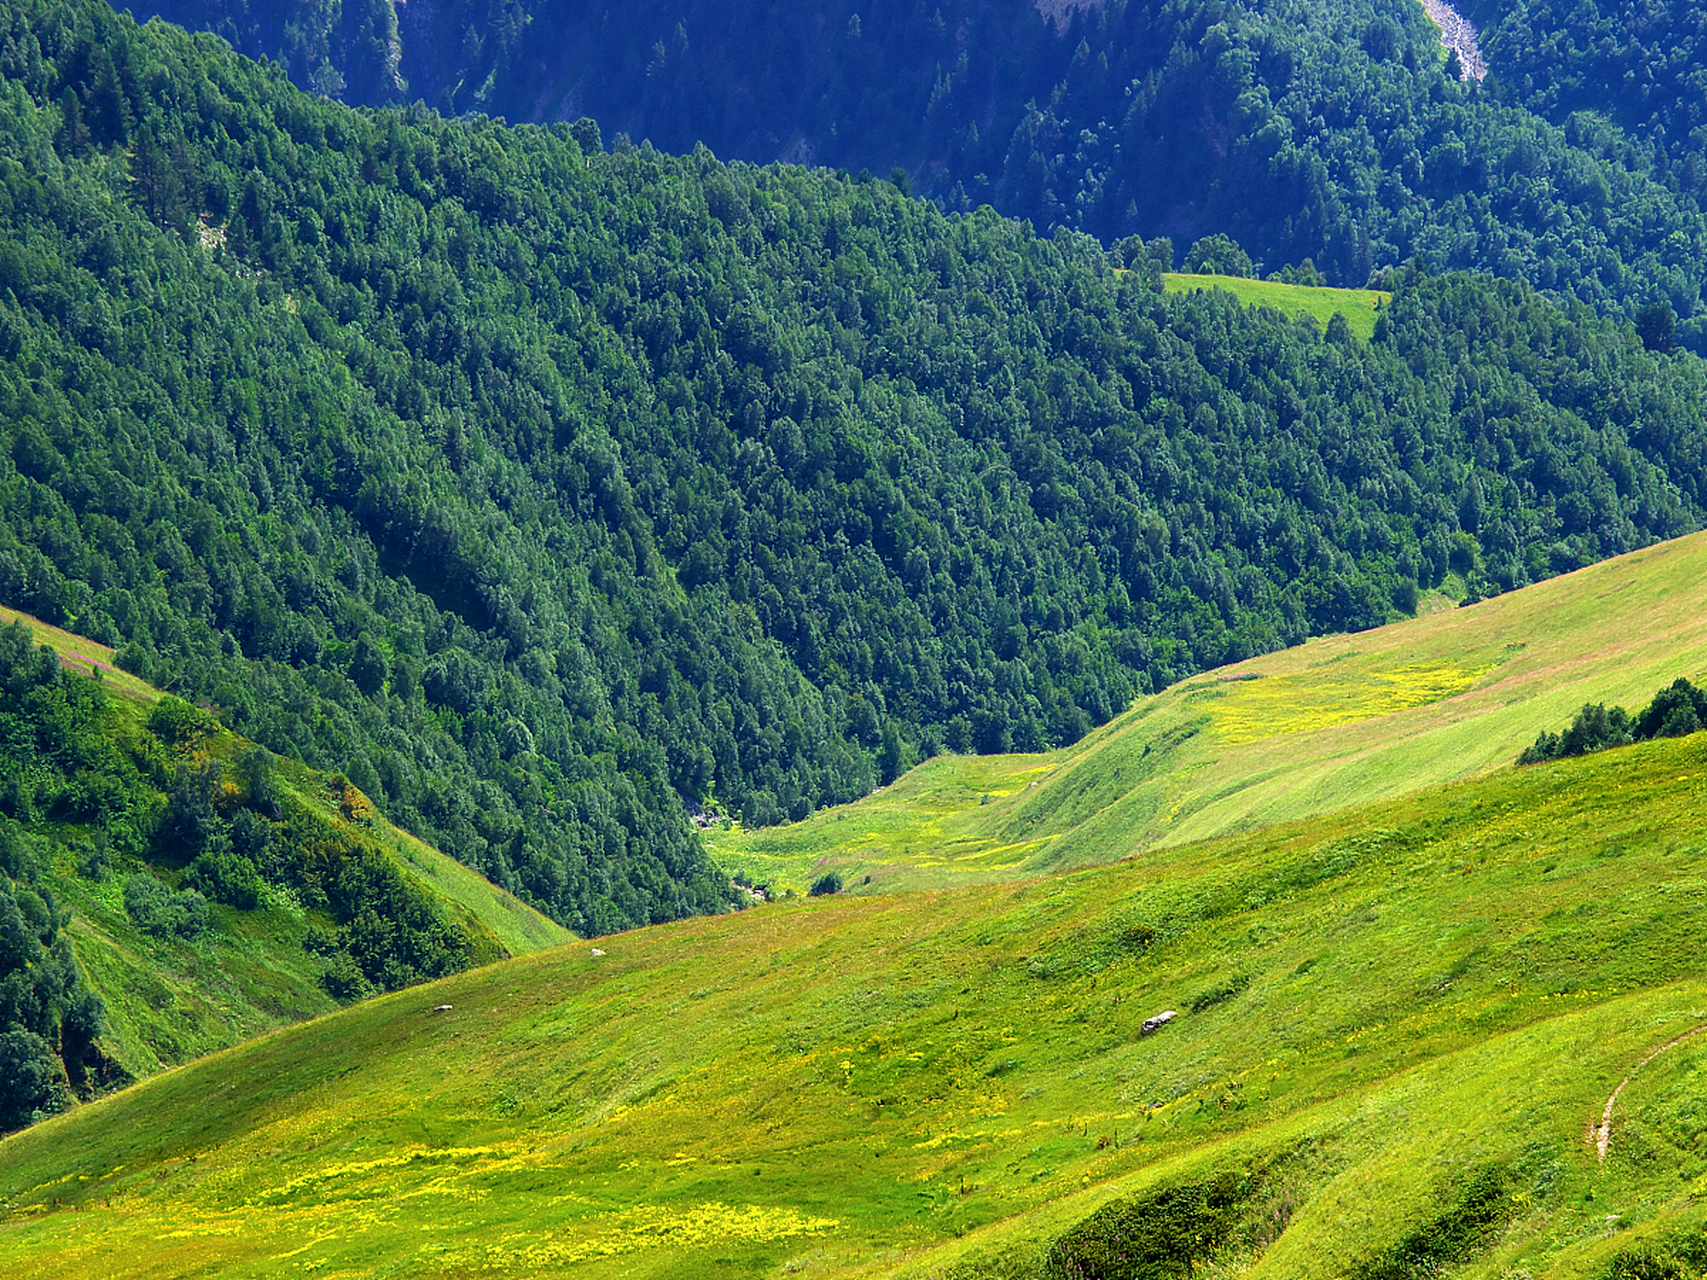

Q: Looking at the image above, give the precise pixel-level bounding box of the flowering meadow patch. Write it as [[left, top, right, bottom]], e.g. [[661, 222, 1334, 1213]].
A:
[[421, 1201, 841, 1270], [1210, 663, 1494, 745]]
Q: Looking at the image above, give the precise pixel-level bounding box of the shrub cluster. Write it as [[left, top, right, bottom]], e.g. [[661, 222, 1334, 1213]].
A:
[[1045, 1171, 1252, 1279], [2, 621, 476, 1011], [0, 822, 113, 1134], [1518, 678, 1707, 764], [123, 873, 212, 941]]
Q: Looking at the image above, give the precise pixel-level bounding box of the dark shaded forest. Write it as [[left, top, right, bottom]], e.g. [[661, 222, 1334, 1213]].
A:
[[3, 1, 1705, 934], [116, 0, 1707, 345]]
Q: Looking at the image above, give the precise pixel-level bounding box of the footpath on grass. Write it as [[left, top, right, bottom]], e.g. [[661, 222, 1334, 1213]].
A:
[[1592, 1023, 1707, 1162]]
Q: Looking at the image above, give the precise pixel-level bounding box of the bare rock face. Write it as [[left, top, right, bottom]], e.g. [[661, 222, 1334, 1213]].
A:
[[1419, 0, 1488, 80], [1034, 0, 1104, 35]]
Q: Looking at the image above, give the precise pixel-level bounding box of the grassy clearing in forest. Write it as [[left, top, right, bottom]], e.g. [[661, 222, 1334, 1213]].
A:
[[706, 752, 1061, 894], [6, 727, 1707, 1278], [1162, 273, 1390, 339]]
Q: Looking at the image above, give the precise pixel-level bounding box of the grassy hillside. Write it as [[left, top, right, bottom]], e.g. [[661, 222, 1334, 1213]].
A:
[[1162, 274, 1391, 340], [708, 530, 1707, 896], [0, 605, 570, 1089], [2, 713, 1706, 1276], [0, 604, 570, 960]]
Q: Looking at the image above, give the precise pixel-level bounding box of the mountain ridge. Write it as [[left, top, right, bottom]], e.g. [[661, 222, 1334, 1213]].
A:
[[112, 0, 1707, 340]]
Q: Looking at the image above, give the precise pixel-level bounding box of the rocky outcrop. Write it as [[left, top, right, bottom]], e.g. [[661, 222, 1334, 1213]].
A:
[[1419, 0, 1487, 80]]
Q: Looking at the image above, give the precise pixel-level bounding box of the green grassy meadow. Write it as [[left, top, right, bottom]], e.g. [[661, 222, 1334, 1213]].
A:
[[709, 530, 1707, 896], [1161, 274, 1392, 339], [3, 724, 1707, 1276], [8, 540, 1707, 1278]]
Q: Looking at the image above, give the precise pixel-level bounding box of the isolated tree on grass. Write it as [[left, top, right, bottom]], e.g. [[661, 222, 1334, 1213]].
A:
[[1184, 233, 1253, 277]]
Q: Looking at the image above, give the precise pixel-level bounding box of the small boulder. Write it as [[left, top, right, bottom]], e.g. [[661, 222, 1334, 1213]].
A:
[[590, 947, 606, 957], [1140, 1010, 1177, 1036]]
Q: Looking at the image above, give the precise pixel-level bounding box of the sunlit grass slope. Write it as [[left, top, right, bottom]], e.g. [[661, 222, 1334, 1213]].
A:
[[0, 604, 157, 704], [710, 530, 1707, 895], [0, 604, 571, 1079], [1162, 273, 1391, 339], [3, 729, 1707, 1277]]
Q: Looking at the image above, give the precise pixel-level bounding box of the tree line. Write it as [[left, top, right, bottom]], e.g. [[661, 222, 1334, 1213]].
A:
[[1518, 678, 1707, 765]]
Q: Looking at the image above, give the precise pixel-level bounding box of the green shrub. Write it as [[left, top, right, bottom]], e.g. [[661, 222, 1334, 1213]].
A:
[[157, 761, 226, 856], [123, 873, 211, 941], [145, 696, 218, 748], [1519, 679, 1707, 764], [0, 1029, 66, 1132], [809, 871, 843, 897], [1350, 1165, 1510, 1280], [1604, 1237, 1707, 1280], [1191, 974, 1253, 1013], [0, 887, 42, 976], [1184, 233, 1254, 278], [1634, 679, 1707, 740], [320, 952, 376, 1001], [234, 748, 279, 819], [183, 848, 265, 911], [1045, 1171, 1251, 1279]]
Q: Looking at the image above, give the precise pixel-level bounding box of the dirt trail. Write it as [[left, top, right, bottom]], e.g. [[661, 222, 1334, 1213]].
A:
[[1590, 1024, 1707, 1163], [1418, 0, 1487, 80]]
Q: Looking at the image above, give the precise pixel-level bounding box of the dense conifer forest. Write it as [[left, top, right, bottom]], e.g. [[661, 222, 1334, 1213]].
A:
[[2, 0, 1705, 933], [121, 0, 1707, 345]]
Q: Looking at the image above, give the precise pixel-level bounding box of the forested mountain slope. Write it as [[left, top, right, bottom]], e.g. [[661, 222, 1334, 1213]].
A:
[[1466, 0, 1707, 195], [0, 609, 568, 1133], [5, 0, 1707, 934], [118, 0, 1707, 338]]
